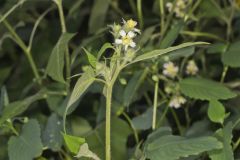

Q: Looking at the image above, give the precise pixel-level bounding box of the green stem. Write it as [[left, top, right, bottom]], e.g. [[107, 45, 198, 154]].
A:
[[56, 0, 71, 93], [105, 84, 112, 160], [220, 66, 228, 83], [2, 19, 41, 85], [170, 108, 183, 135], [122, 112, 139, 144], [234, 137, 240, 151], [159, 0, 165, 35], [152, 80, 159, 130], [137, 0, 143, 30]]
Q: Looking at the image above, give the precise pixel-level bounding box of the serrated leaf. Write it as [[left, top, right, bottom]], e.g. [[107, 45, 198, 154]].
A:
[[8, 119, 43, 160], [46, 33, 75, 83], [222, 41, 240, 68], [88, 0, 110, 33], [0, 92, 44, 126], [83, 48, 97, 68], [86, 117, 131, 160], [127, 42, 208, 66], [63, 134, 85, 154], [180, 77, 236, 100], [97, 42, 114, 60], [145, 128, 222, 160], [208, 100, 225, 124], [209, 122, 234, 160], [42, 114, 63, 151]]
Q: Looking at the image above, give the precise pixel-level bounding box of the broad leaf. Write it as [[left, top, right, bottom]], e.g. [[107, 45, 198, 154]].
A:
[[86, 117, 131, 160], [209, 122, 234, 160], [63, 134, 85, 154], [0, 92, 44, 126], [222, 41, 240, 68], [132, 108, 153, 130], [127, 42, 208, 66], [42, 114, 63, 151], [208, 100, 225, 124], [207, 43, 227, 54], [180, 77, 236, 100], [88, 0, 110, 33], [8, 119, 43, 160], [46, 33, 75, 83], [145, 127, 222, 160]]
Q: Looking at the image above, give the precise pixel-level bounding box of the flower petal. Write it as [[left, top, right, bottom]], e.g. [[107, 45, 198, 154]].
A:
[[119, 30, 126, 37], [130, 41, 136, 48], [128, 31, 135, 38], [115, 39, 122, 44]]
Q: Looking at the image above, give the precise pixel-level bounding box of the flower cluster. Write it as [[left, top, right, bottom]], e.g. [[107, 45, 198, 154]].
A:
[[110, 19, 140, 51], [162, 60, 199, 108], [166, 0, 188, 18]]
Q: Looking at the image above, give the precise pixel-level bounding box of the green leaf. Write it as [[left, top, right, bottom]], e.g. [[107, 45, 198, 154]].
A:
[[139, 26, 156, 46], [46, 33, 75, 83], [123, 68, 148, 106], [208, 100, 226, 124], [145, 127, 222, 160], [86, 117, 131, 160], [207, 43, 227, 54], [180, 77, 236, 100], [160, 21, 184, 49], [0, 86, 9, 115], [132, 108, 153, 130], [42, 114, 63, 151], [0, 67, 11, 86], [88, 0, 110, 34], [83, 48, 97, 68], [97, 42, 114, 60], [63, 133, 85, 154], [8, 119, 43, 160], [209, 122, 234, 160], [0, 92, 45, 126], [127, 42, 208, 66], [63, 67, 95, 131], [222, 41, 240, 68]]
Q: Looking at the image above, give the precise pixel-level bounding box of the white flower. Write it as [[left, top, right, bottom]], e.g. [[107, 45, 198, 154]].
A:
[[115, 30, 136, 51], [166, 0, 187, 18], [169, 95, 186, 109], [163, 61, 179, 78], [186, 60, 198, 75]]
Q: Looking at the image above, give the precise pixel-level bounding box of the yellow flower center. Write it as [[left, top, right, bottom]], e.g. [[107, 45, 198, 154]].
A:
[[126, 19, 137, 29], [122, 36, 132, 45]]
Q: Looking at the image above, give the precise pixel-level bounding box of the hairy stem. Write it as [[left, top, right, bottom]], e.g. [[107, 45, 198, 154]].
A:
[[105, 84, 112, 160]]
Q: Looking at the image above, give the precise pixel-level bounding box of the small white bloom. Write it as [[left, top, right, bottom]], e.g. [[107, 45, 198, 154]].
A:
[[163, 61, 179, 78], [166, 0, 187, 18], [186, 60, 198, 75], [169, 96, 186, 109], [115, 30, 136, 50], [166, 2, 173, 12]]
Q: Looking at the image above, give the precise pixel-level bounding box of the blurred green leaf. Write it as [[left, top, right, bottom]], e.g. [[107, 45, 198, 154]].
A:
[[0, 86, 9, 115], [180, 77, 236, 100], [63, 133, 85, 154], [222, 41, 240, 68], [209, 122, 234, 160], [8, 119, 43, 160], [46, 33, 75, 83], [160, 21, 184, 49], [0, 67, 11, 86], [145, 127, 222, 160], [97, 42, 114, 60], [132, 108, 153, 130], [42, 114, 63, 151], [208, 100, 226, 124], [0, 92, 45, 126], [207, 43, 228, 54], [88, 0, 110, 34]]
